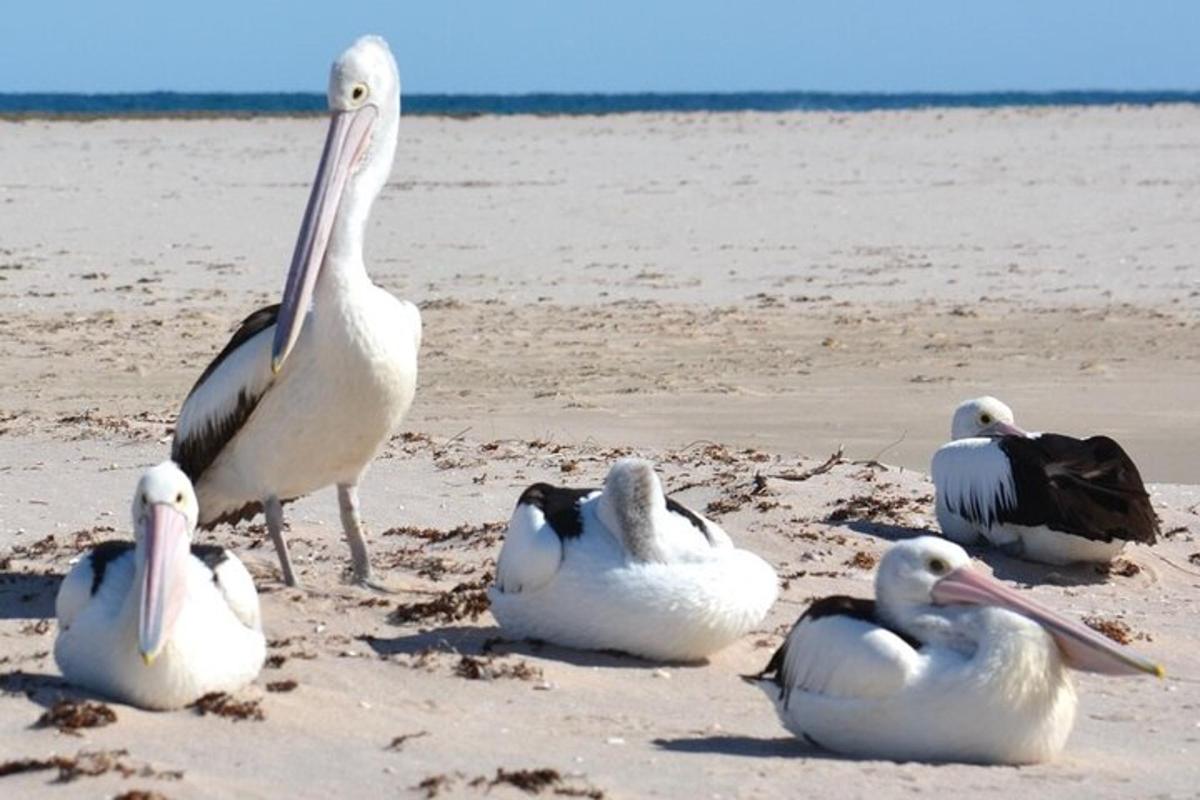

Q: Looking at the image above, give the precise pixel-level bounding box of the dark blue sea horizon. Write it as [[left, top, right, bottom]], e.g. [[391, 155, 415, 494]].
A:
[[1, 90, 1198, 116]]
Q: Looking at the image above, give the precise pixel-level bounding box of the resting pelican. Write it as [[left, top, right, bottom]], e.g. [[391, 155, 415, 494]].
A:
[[54, 462, 266, 710], [171, 35, 420, 588], [489, 458, 778, 661], [749, 537, 1162, 764], [931, 396, 1158, 564]]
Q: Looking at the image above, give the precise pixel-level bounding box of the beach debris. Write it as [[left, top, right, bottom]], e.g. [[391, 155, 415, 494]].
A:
[[265, 680, 297, 693], [1096, 558, 1141, 577], [412, 773, 454, 798], [844, 551, 878, 570], [489, 768, 605, 798], [453, 655, 542, 682], [705, 473, 771, 516], [385, 731, 429, 751], [0, 749, 181, 783], [19, 619, 51, 636], [826, 490, 931, 525], [36, 699, 117, 734], [389, 575, 491, 625], [113, 791, 169, 800], [1083, 616, 1150, 645], [411, 768, 604, 798], [188, 692, 264, 722], [770, 447, 845, 482], [381, 521, 505, 549]]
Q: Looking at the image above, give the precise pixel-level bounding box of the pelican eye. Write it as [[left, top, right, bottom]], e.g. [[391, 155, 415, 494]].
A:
[[351, 83, 368, 103], [928, 557, 949, 575], [980, 413, 992, 425], [175, 492, 184, 504]]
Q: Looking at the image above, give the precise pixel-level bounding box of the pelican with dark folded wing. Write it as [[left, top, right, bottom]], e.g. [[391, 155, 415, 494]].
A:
[[54, 462, 265, 710], [489, 458, 778, 661], [931, 396, 1158, 564], [748, 537, 1162, 764], [172, 36, 421, 589]]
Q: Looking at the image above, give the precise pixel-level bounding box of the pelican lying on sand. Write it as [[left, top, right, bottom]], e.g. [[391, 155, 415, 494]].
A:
[[489, 458, 778, 661], [55, 462, 265, 710], [749, 537, 1161, 764], [172, 35, 420, 588], [931, 396, 1158, 564]]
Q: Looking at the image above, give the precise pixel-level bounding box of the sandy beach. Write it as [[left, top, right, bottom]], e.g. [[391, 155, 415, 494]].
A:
[[1, 106, 1198, 798]]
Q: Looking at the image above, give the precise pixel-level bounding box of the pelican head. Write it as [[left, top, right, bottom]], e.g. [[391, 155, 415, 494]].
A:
[[272, 34, 401, 372], [877, 536, 1162, 677], [132, 461, 198, 665], [950, 396, 1027, 440]]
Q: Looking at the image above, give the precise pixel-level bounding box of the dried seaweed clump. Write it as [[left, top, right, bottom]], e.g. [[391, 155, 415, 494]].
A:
[[826, 492, 929, 524], [844, 551, 878, 570], [189, 692, 264, 722], [389, 576, 491, 625], [488, 768, 605, 798], [36, 699, 117, 734], [1083, 616, 1139, 645], [453, 655, 543, 682]]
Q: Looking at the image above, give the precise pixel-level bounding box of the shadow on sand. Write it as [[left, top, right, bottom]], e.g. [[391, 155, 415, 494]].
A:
[[0, 571, 62, 620], [653, 734, 832, 759], [359, 624, 709, 670], [0, 670, 99, 712], [832, 521, 1109, 587]]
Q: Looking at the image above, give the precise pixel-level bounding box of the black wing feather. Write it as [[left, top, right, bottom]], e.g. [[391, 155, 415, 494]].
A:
[[516, 483, 597, 540], [88, 540, 135, 595], [189, 543, 230, 581], [750, 595, 920, 696], [517, 482, 716, 546], [87, 541, 233, 593], [171, 304, 279, 488], [1000, 433, 1158, 544], [665, 496, 715, 544]]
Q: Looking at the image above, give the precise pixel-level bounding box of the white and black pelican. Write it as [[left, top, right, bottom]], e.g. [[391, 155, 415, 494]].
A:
[[931, 396, 1158, 565], [488, 458, 778, 661], [54, 462, 266, 711], [749, 536, 1162, 764], [171, 36, 420, 588]]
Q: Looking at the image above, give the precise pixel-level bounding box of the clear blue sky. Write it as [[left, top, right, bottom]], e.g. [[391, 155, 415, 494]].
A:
[[3, 1, 1199, 94]]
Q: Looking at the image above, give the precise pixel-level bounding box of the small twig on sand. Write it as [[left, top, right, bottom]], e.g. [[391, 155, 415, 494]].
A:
[[432, 426, 473, 457], [870, 430, 907, 464], [771, 446, 845, 482], [678, 439, 722, 453]]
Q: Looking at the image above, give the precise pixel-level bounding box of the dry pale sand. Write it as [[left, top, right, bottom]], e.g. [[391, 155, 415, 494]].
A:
[[0, 106, 1198, 799]]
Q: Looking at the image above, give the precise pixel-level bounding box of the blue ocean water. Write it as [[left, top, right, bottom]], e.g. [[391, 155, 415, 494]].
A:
[[1, 90, 1198, 116]]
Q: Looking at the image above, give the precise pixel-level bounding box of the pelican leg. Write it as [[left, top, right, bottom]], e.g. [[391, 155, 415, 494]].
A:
[[337, 484, 402, 593], [265, 495, 299, 587], [338, 483, 373, 584]]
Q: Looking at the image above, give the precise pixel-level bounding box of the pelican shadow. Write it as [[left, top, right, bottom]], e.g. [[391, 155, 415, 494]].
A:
[[979, 552, 1109, 587], [653, 734, 819, 759], [0, 669, 105, 713], [837, 519, 933, 543], [833, 523, 1110, 587], [0, 571, 62, 620], [360, 625, 708, 670]]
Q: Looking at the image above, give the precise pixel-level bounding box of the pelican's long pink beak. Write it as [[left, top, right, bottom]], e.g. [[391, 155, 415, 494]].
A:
[[271, 105, 377, 373], [932, 566, 1163, 677], [138, 503, 191, 665]]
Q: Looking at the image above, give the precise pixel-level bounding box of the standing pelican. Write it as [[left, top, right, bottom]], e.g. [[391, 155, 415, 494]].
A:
[[931, 397, 1158, 564], [172, 36, 420, 588], [749, 537, 1161, 764], [55, 462, 266, 710], [489, 458, 778, 661]]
